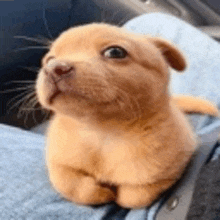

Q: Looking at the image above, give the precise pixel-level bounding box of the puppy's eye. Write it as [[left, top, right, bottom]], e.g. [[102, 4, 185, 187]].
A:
[[103, 46, 127, 59]]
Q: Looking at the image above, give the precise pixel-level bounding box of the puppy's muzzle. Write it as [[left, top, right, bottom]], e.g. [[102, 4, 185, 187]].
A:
[[44, 60, 75, 82], [41, 60, 78, 103]]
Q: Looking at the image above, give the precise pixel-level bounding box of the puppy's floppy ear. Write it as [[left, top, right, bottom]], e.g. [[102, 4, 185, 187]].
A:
[[150, 37, 187, 71]]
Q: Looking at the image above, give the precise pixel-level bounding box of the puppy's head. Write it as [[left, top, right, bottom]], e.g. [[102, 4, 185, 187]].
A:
[[36, 23, 186, 121]]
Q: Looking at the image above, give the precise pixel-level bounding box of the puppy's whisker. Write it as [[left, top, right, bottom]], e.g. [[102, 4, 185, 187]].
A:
[[18, 96, 37, 113], [11, 92, 36, 112], [107, 80, 141, 120], [0, 85, 34, 93], [4, 80, 35, 85], [6, 89, 33, 108], [18, 100, 47, 122], [103, 13, 114, 24], [24, 99, 39, 112], [118, 15, 132, 27], [32, 110, 39, 126], [7, 90, 35, 114], [23, 111, 29, 128], [13, 46, 49, 52], [36, 35, 53, 46], [100, 0, 122, 25], [107, 9, 125, 26], [21, 94, 46, 113], [14, 36, 51, 45], [19, 107, 42, 111], [133, 95, 142, 119], [18, 107, 34, 118], [118, 18, 127, 27], [19, 66, 40, 73], [42, 3, 53, 39], [129, 95, 143, 125], [18, 103, 37, 120], [126, 94, 141, 121], [17, 94, 39, 119], [27, 96, 38, 105], [100, 1, 109, 23], [43, 111, 50, 122], [114, 86, 138, 121], [109, 10, 119, 23], [100, 9, 106, 23]]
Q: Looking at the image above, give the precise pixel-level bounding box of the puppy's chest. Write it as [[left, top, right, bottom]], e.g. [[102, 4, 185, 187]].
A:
[[49, 123, 154, 182], [54, 125, 137, 166]]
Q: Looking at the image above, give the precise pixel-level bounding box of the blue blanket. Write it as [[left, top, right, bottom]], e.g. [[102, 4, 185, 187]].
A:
[[1, 13, 220, 220]]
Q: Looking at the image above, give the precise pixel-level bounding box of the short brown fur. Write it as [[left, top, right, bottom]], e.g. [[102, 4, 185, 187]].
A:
[[36, 23, 219, 208]]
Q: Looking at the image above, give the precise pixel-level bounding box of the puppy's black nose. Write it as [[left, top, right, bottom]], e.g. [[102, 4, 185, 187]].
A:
[[45, 60, 74, 77]]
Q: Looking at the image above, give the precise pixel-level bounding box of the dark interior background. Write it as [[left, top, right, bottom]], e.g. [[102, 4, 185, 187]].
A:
[[0, 0, 219, 129]]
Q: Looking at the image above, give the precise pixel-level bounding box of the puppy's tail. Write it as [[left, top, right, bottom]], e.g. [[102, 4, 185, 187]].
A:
[[172, 95, 219, 117]]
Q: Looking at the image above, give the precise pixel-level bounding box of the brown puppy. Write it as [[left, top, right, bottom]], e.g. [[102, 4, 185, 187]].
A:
[[36, 23, 218, 208]]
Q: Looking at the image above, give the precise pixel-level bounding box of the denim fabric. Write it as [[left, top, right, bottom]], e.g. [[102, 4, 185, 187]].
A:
[[1, 13, 220, 220], [124, 13, 220, 220]]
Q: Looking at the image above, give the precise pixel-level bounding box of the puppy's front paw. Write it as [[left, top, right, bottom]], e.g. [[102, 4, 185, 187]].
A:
[[49, 164, 116, 205], [59, 178, 116, 205], [116, 180, 174, 208], [116, 184, 154, 208]]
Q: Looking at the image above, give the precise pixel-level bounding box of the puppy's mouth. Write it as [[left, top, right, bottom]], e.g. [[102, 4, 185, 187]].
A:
[[48, 89, 61, 104], [41, 69, 117, 107], [46, 77, 110, 105], [47, 82, 89, 105], [43, 74, 74, 104]]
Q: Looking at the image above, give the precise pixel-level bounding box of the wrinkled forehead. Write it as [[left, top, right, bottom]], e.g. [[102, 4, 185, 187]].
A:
[[50, 24, 141, 54]]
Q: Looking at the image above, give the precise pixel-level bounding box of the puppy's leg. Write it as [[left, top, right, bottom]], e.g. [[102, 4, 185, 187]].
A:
[[116, 180, 175, 208], [48, 163, 116, 205]]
